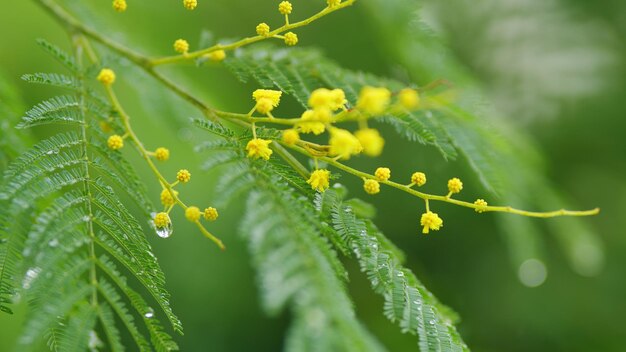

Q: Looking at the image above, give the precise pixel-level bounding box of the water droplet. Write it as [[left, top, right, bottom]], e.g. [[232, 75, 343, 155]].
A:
[[22, 267, 41, 289], [88, 330, 102, 349], [48, 239, 59, 247], [156, 225, 173, 239], [151, 213, 173, 238], [46, 149, 59, 155], [396, 271, 405, 277], [429, 319, 436, 325], [144, 308, 154, 318], [344, 207, 352, 213]]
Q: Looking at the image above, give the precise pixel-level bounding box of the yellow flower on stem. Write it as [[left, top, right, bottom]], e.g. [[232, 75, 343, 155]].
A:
[[356, 86, 391, 115], [329, 128, 362, 160], [307, 169, 331, 192], [246, 138, 273, 160], [204, 207, 219, 221], [411, 172, 426, 187], [420, 211, 443, 234], [375, 167, 391, 181], [185, 206, 201, 222], [354, 128, 385, 157], [363, 179, 380, 195]]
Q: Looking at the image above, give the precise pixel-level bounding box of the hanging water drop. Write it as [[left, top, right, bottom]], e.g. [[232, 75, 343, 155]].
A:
[[144, 308, 154, 318], [48, 238, 59, 247], [151, 213, 173, 238], [155, 224, 173, 238]]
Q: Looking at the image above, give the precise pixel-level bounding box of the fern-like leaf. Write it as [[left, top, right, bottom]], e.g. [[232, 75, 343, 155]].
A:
[[328, 192, 468, 351], [197, 121, 385, 351], [1, 43, 181, 351]]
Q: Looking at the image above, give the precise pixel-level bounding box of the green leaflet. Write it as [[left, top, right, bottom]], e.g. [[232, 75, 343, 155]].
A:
[[196, 121, 385, 351], [327, 191, 468, 352], [0, 42, 180, 351]]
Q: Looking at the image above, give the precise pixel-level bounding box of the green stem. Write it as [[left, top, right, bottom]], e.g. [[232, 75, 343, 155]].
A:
[[284, 143, 600, 218], [148, 0, 357, 66]]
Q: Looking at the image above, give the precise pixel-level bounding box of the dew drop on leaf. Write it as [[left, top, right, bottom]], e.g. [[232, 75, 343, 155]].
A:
[[144, 308, 154, 318]]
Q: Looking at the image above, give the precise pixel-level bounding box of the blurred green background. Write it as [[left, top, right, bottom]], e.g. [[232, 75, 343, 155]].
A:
[[1, 0, 625, 351]]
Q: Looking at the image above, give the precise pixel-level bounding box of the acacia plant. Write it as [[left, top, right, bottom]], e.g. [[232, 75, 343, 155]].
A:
[[0, 0, 600, 351]]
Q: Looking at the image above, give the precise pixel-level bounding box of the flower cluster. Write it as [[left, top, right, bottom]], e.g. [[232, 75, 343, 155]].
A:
[[183, 0, 197, 10], [173, 39, 190, 54], [107, 135, 124, 150], [242, 85, 420, 166], [246, 138, 273, 160], [97, 68, 116, 86], [112, 0, 127, 13], [307, 169, 331, 192]]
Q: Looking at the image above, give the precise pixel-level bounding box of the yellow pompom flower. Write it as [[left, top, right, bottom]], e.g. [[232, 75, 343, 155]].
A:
[[253, 89, 282, 107], [447, 177, 463, 194], [207, 50, 226, 62], [327, 0, 342, 8], [176, 169, 191, 183], [420, 211, 443, 234], [284, 32, 298, 46], [411, 172, 426, 187], [354, 128, 385, 157], [356, 86, 391, 115], [282, 129, 300, 145], [474, 199, 488, 213], [375, 167, 391, 181], [97, 68, 116, 86], [160, 189, 179, 207], [314, 107, 333, 124], [112, 0, 127, 12], [185, 206, 201, 222], [246, 138, 273, 160], [278, 1, 292, 15], [307, 169, 330, 192], [329, 128, 362, 160], [308, 88, 332, 108], [297, 110, 326, 135], [363, 179, 380, 195], [183, 0, 197, 10], [204, 207, 219, 221], [154, 212, 171, 228], [297, 122, 325, 135], [173, 39, 189, 54], [107, 135, 124, 150], [398, 88, 420, 109], [256, 23, 271, 37], [330, 89, 347, 110], [155, 147, 170, 161], [255, 98, 274, 115], [308, 88, 347, 111]]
